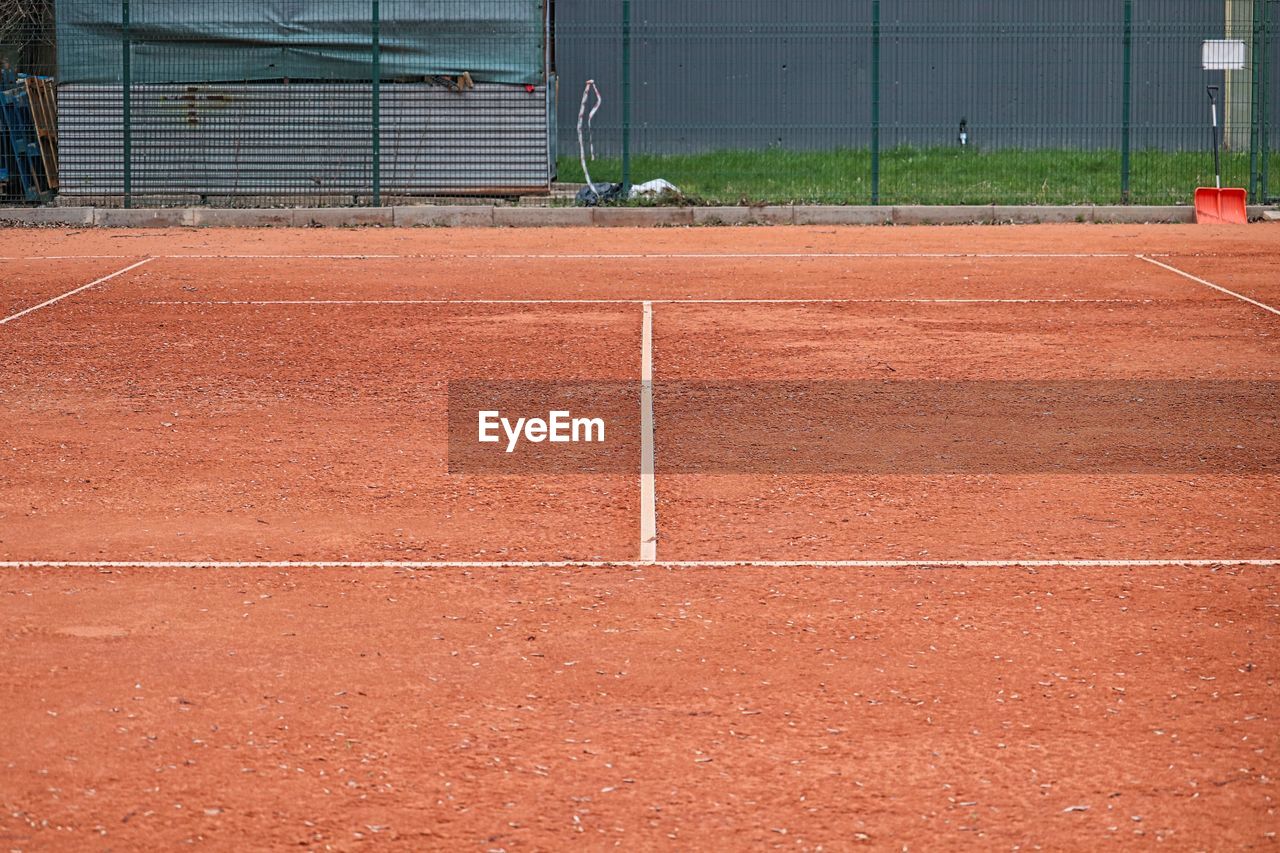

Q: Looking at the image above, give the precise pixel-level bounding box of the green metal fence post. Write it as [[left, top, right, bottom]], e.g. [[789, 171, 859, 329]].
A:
[[371, 0, 381, 207], [621, 0, 632, 196], [1256, 0, 1272, 202], [871, 0, 881, 206], [1121, 0, 1132, 204], [122, 0, 132, 209], [1250, 0, 1262, 201], [1264, 0, 1273, 201]]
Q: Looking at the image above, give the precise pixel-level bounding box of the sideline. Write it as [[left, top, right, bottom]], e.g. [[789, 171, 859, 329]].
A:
[[0, 257, 155, 326], [1138, 255, 1280, 318]]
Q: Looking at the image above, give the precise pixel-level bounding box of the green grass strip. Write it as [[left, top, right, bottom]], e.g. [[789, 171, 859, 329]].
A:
[[558, 147, 1279, 206]]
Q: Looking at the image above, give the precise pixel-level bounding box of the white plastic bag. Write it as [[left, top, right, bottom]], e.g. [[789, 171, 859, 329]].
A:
[[628, 179, 682, 199]]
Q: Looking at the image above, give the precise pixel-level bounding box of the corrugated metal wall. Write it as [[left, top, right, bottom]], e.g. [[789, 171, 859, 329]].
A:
[[58, 82, 550, 200]]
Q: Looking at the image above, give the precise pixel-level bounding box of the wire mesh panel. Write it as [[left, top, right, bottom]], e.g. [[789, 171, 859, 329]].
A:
[[1131, 3, 1247, 204], [556, 0, 876, 204], [0, 1, 1276, 207], [555, 0, 1278, 207], [873, 3, 1120, 205], [1, 1, 59, 203], [378, 0, 551, 200], [7, 0, 551, 207]]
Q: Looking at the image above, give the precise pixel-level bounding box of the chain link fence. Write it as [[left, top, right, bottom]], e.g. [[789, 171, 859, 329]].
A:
[[1, 0, 1276, 208]]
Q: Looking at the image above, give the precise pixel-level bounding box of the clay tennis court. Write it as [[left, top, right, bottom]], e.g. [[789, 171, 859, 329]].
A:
[[2, 223, 1278, 848]]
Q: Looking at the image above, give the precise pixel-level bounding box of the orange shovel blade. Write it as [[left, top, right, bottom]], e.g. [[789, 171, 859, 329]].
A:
[[1194, 187, 1248, 224]]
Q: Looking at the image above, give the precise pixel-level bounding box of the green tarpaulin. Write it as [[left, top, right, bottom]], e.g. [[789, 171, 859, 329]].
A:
[[57, 1, 545, 85]]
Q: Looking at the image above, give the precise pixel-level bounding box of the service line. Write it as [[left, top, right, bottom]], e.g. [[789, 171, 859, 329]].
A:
[[0, 254, 141, 260], [469, 252, 1139, 260], [6, 251, 1146, 262], [0, 257, 155, 326], [144, 298, 1157, 307], [2, 559, 1277, 569]]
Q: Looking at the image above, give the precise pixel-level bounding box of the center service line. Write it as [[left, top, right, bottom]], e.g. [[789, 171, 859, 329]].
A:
[[640, 301, 658, 563]]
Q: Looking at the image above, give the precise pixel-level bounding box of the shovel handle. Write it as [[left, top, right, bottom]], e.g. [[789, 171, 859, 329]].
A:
[[1207, 86, 1222, 188]]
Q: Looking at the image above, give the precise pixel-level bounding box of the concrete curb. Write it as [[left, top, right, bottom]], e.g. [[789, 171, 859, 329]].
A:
[[394, 206, 494, 227], [693, 206, 797, 225], [494, 207, 592, 227], [0, 206, 96, 226], [795, 206, 892, 225], [993, 205, 1092, 224], [894, 205, 997, 225], [0, 204, 1273, 228], [294, 208, 396, 228], [1093, 205, 1195, 224], [592, 207, 696, 227], [190, 208, 293, 227]]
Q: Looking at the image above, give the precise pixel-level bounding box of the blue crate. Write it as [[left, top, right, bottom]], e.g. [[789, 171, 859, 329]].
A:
[[0, 84, 50, 203]]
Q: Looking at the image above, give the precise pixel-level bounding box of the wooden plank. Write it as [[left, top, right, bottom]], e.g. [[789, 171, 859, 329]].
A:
[[23, 78, 58, 189], [34, 79, 57, 146]]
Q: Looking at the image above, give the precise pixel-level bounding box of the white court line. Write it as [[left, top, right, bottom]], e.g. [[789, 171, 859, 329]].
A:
[[1138, 255, 1280, 318], [640, 301, 658, 563], [164, 252, 1135, 260], [165, 253, 405, 260], [6, 251, 1143, 262], [470, 252, 1138, 260], [0, 254, 140, 261], [0, 257, 155, 326], [465, 252, 1136, 258], [2, 559, 1277, 569], [2, 254, 396, 261], [144, 298, 1154, 307]]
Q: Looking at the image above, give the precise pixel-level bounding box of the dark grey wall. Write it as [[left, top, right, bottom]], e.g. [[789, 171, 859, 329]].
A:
[[554, 0, 1241, 155]]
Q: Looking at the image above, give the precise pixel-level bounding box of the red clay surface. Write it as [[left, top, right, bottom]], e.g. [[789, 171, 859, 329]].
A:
[[1168, 255, 1280, 306], [2, 565, 1276, 850], [1, 222, 1275, 257], [109, 255, 1215, 304], [0, 259, 146, 320], [2, 303, 640, 562], [655, 300, 1280, 561], [1, 223, 1278, 849]]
